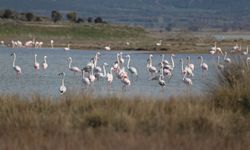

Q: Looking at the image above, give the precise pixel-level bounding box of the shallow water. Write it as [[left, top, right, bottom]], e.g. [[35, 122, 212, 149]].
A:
[[0, 47, 221, 98]]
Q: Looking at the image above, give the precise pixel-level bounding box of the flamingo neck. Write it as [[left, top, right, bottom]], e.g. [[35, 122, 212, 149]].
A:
[[35, 55, 37, 64], [200, 57, 203, 66], [224, 53, 227, 60], [103, 65, 106, 76], [127, 57, 130, 69], [44, 57, 47, 64], [171, 56, 174, 68], [61, 78, 64, 86], [69, 60, 72, 68], [12, 54, 16, 67], [181, 59, 184, 72]]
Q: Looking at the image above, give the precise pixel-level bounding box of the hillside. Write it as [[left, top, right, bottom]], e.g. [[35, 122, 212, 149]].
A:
[[0, 0, 250, 29]]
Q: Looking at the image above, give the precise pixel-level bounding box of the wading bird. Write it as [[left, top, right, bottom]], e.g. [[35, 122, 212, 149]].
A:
[[58, 72, 66, 94], [11, 53, 22, 79]]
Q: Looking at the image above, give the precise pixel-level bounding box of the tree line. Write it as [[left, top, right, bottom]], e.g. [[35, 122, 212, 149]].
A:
[[0, 9, 106, 24]]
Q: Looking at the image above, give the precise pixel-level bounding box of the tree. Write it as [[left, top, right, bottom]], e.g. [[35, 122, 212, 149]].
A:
[[94, 17, 103, 23], [87, 17, 92, 23], [76, 18, 84, 23], [2, 9, 13, 19], [66, 12, 77, 22], [51, 10, 62, 22], [25, 12, 34, 21]]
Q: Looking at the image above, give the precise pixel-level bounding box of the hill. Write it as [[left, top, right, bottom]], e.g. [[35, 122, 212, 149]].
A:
[[0, 0, 250, 29]]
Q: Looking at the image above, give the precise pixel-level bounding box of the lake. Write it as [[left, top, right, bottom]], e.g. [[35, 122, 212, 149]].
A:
[[0, 47, 221, 98]]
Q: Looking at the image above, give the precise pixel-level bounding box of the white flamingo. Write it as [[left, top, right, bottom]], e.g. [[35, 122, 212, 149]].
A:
[[103, 63, 113, 86], [183, 72, 192, 87], [180, 58, 193, 77], [217, 56, 224, 71], [81, 70, 90, 87], [126, 55, 138, 80], [34, 54, 40, 74], [158, 68, 166, 88], [51, 40, 54, 48], [121, 76, 131, 90], [156, 40, 162, 46], [147, 54, 157, 75], [242, 46, 248, 55], [105, 44, 111, 51], [198, 56, 208, 77], [10, 53, 22, 79], [64, 43, 70, 51], [186, 56, 194, 71], [119, 52, 125, 66], [89, 66, 96, 83], [68, 57, 81, 74], [42, 56, 48, 70], [58, 72, 66, 94], [224, 52, 231, 64], [210, 42, 223, 55]]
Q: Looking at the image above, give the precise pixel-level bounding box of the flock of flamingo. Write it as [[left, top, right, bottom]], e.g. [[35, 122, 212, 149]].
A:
[[2, 39, 250, 95]]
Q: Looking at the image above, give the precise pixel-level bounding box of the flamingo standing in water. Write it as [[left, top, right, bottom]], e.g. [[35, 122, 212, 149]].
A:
[[121, 76, 130, 91], [198, 56, 208, 78], [158, 68, 166, 89], [42, 56, 48, 70], [68, 57, 81, 74], [242, 46, 249, 55], [183, 72, 192, 87], [125, 55, 138, 81], [11, 53, 22, 79], [103, 63, 113, 86], [180, 58, 193, 77], [81, 69, 90, 87], [217, 56, 224, 71], [34, 54, 40, 76], [224, 52, 231, 64], [147, 54, 157, 76], [58, 72, 66, 94], [186, 56, 194, 71]]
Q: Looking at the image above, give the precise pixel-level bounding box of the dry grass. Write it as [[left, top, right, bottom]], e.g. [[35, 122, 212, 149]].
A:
[[0, 93, 249, 149]]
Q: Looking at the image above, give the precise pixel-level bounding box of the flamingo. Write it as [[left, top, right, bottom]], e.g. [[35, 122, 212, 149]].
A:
[[10, 53, 22, 79], [158, 68, 166, 88], [93, 52, 102, 73], [119, 52, 125, 66], [105, 44, 111, 51], [125, 55, 138, 80], [51, 40, 54, 48], [224, 52, 231, 64], [121, 76, 131, 90], [64, 44, 70, 51], [186, 56, 194, 71], [68, 57, 81, 74], [164, 54, 175, 71], [58, 72, 66, 94], [210, 42, 223, 55], [103, 63, 113, 86], [34, 54, 40, 74], [89, 66, 96, 83], [147, 54, 157, 75], [180, 58, 193, 77], [183, 72, 192, 87], [42, 56, 48, 70], [198, 56, 208, 77], [217, 56, 224, 71], [156, 40, 162, 46], [1, 41, 4, 46], [242, 46, 248, 55], [81, 69, 90, 87]]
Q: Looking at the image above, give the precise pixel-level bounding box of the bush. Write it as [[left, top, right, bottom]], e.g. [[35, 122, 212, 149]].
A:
[[87, 17, 92, 23], [76, 18, 84, 23], [25, 12, 34, 21], [66, 12, 77, 22], [94, 17, 103, 23], [2, 9, 13, 19], [51, 10, 62, 22]]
